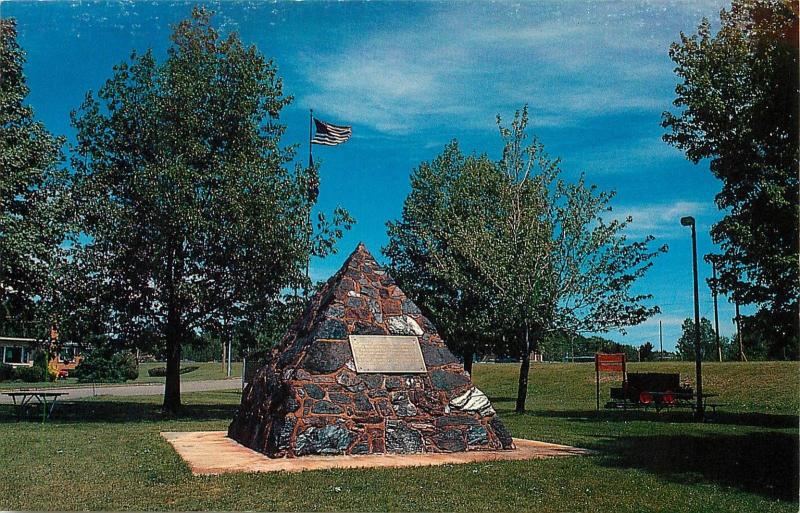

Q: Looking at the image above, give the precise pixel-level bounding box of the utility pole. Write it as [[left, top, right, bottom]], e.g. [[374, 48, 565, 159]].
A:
[[712, 261, 722, 362], [570, 333, 575, 363], [659, 320, 663, 361], [227, 333, 232, 378], [224, 307, 232, 378], [221, 335, 226, 372]]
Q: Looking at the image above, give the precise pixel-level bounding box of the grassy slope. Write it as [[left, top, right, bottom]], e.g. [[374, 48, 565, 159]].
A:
[[137, 361, 243, 383], [0, 361, 243, 389], [0, 361, 797, 512]]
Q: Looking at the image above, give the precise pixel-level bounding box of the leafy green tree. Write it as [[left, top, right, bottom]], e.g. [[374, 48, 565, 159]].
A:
[[73, 349, 139, 383], [675, 317, 731, 361], [67, 8, 350, 413], [470, 108, 664, 412], [385, 143, 502, 374], [662, 0, 799, 358], [0, 19, 68, 338], [734, 308, 796, 360], [638, 341, 655, 362], [181, 332, 223, 362], [413, 107, 666, 412]]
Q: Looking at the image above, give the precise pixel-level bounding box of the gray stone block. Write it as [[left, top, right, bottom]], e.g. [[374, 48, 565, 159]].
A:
[[385, 420, 424, 453], [295, 425, 355, 456]]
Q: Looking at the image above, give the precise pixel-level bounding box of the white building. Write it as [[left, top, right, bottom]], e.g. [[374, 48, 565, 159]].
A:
[[0, 336, 35, 367]]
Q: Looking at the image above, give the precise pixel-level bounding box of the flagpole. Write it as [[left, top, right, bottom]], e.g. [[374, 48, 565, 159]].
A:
[[303, 111, 353, 299], [305, 109, 313, 298]]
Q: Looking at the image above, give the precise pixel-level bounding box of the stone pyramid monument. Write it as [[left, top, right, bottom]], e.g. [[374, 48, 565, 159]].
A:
[[228, 243, 514, 457]]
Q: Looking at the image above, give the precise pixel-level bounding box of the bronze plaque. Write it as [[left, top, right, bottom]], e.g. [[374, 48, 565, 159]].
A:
[[348, 335, 427, 374]]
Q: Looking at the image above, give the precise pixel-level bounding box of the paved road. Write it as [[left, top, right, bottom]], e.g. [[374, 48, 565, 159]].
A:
[[0, 378, 242, 404]]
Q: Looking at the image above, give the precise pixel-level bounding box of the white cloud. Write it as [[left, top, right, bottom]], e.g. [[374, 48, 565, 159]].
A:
[[610, 200, 715, 239], [297, 1, 729, 135], [641, 315, 691, 328]]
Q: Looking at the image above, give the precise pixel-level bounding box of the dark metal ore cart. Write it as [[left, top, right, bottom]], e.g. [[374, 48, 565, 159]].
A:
[[605, 372, 720, 414]]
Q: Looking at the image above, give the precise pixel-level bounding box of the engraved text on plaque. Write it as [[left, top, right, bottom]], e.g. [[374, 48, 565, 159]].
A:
[[348, 335, 427, 373]]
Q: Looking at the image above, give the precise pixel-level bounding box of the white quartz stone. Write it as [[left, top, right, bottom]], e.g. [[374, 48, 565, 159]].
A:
[[387, 315, 424, 336], [449, 387, 495, 416]]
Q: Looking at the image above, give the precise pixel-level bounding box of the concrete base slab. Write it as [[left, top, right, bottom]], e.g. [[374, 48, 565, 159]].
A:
[[161, 431, 592, 475]]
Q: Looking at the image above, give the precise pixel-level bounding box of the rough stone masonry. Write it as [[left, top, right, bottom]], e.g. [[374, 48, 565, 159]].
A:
[[228, 243, 514, 457]]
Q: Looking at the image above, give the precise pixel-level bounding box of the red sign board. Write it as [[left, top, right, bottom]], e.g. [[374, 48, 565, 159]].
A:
[[595, 353, 626, 372]]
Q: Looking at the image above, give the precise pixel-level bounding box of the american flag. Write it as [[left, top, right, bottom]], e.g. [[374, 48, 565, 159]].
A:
[[311, 118, 352, 146]]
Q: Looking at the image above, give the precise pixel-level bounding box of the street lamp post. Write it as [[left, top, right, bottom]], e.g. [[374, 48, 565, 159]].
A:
[[712, 261, 722, 362], [681, 216, 704, 421]]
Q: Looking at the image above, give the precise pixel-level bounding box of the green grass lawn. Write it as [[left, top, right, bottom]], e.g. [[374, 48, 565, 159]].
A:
[[0, 361, 242, 389], [0, 361, 797, 512], [137, 361, 243, 382]]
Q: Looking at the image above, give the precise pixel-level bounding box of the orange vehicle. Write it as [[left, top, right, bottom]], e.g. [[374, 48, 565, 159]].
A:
[[47, 326, 85, 379], [48, 343, 84, 379]]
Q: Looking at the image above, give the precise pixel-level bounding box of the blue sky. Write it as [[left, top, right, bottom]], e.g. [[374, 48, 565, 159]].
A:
[[2, 0, 743, 351]]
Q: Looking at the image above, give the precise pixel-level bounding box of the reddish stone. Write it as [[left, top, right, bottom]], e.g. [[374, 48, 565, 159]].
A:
[[336, 370, 366, 392], [374, 398, 393, 416], [344, 305, 372, 322], [310, 375, 336, 383], [367, 426, 383, 437], [382, 299, 402, 316], [386, 284, 403, 298], [371, 436, 385, 453], [353, 414, 384, 425]]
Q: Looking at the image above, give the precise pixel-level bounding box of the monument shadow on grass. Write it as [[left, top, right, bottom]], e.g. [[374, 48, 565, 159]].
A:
[[527, 408, 799, 429], [592, 431, 799, 501]]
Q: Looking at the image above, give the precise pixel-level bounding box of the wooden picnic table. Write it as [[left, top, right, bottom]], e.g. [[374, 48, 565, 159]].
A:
[[3, 391, 68, 422]]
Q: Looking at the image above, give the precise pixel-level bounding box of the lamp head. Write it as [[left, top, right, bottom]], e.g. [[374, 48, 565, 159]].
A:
[[680, 216, 695, 227]]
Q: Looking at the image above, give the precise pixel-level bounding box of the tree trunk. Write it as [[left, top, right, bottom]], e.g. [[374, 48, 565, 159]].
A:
[[221, 337, 226, 371], [515, 324, 531, 413], [463, 345, 474, 375], [163, 319, 182, 415]]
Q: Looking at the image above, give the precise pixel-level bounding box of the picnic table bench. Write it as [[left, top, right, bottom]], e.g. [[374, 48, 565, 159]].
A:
[[606, 391, 721, 412], [3, 391, 68, 422]]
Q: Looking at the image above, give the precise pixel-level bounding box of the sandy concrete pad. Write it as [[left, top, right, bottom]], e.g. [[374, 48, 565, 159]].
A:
[[162, 431, 592, 475]]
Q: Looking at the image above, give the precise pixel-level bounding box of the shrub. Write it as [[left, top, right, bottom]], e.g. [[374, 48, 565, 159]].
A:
[[73, 355, 116, 382], [30, 351, 56, 382], [13, 364, 48, 383], [147, 365, 199, 377], [0, 363, 13, 381], [118, 352, 139, 381], [146, 366, 165, 377], [73, 351, 140, 383]]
